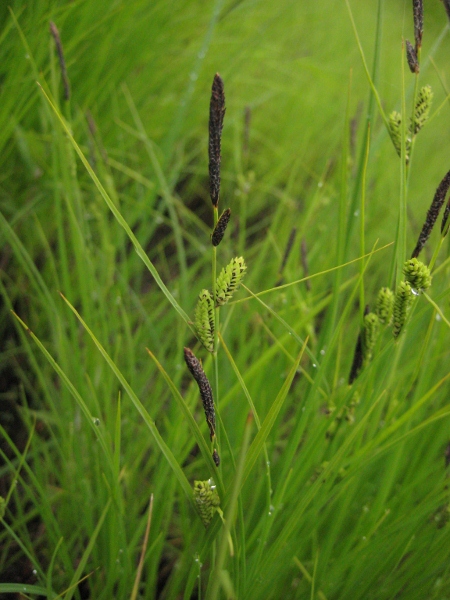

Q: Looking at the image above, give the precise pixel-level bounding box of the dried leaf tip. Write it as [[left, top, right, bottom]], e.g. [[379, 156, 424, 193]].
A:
[[411, 168, 450, 258], [184, 347, 216, 440], [212, 208, 231, 247], [49, 21, 70, 101], [209, 73, 225, 208]]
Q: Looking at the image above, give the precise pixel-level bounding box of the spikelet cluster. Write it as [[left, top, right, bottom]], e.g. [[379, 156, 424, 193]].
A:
[[194, 479, 220, 527], [389, 86, 432, 160], [194, 290, 215, 352], [375, 287, 395, 324], [403, 258, 432, 291], [215, 257, 247, 306], [393, 281, 413, 338], [362, 312, 380, 365]]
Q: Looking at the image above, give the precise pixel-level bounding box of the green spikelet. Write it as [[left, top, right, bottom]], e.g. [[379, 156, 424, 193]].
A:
[[411, 85, 433, 135], [375, 287, 395, 324], [362, 312, 380, 365], [194, 290, 215, 352], [393, 281, 413, 338], [389, 111, 406, 158], [215, 257, 247, 306], [403, 258, 432, 291], [193, 478, 220, 527]]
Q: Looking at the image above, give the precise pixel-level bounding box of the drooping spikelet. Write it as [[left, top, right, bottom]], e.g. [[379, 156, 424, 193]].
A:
[[194, 290, 215, 352], [403, 258, 432, 291], [411, 85, 433, 135], [362, 312, 380, 365], [393, 281, 414, 338], [211, 208, 231, 247], [184, 347, 216, 440], [209, 74, 225, 207], [411, 169, 450, 258], [405, 39, 419, 74], [193, 478, 221, 527], [215, 257, 247, 306], [375, 287, 395, 324]]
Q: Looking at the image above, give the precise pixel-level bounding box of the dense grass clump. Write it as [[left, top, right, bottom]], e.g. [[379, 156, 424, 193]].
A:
[[1, 1, 450, 598]]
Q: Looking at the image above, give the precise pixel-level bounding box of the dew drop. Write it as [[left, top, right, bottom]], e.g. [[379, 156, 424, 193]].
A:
[[312, 363, 317, 368], [436, 313, 442, 321], [318, 181, 323, 188], [32, 569, 37, 575], [354, 210, 360, 217], [92, 418, 100, 426], [320, 349, 326, 355], [411, 288, 420, 296]]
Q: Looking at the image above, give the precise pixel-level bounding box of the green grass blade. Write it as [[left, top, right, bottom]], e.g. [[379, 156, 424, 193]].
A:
[[58, 293, 194, 507]]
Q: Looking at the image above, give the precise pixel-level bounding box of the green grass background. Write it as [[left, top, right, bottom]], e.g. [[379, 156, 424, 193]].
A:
[[1, 0, 450, 598]]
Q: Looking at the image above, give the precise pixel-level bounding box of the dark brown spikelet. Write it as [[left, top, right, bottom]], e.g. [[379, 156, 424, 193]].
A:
[[348, 333, 364, 385], [212, 449, 220, 467], [406, 40, 419, 74], [413, 0, 423, 53], [184, 347, 216, 440], [441, 0, 450, 21], [212, 208, 231, 246], [49, 22, 70, 101], [442, 198, 450, 236], [209, 74, 226, 207], [411, 169, 450, 258]]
